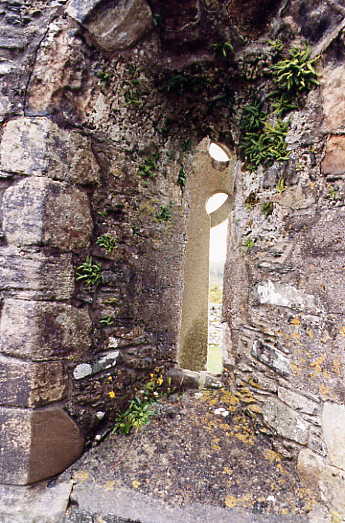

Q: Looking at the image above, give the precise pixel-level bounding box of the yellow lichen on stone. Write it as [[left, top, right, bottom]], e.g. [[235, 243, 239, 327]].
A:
[[73, 470, 90, 482]]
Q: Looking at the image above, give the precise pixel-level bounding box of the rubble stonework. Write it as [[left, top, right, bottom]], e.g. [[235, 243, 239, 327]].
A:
[[0, 0, 345, 517]]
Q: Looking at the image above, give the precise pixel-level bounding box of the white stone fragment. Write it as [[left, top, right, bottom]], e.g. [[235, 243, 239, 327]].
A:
[[256, 280, 320, 312], [73, 364, 92, 380]]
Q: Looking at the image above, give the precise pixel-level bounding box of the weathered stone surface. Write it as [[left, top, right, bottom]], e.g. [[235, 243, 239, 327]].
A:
[[251, 340, 290, 377], [68, 0, 153, 51], [0, 481, 73, 523], [3, 177, 92, 250], [0, 407, 84, 485], [321, 64, 345, 130], [73, 350, 120, 380], [298, 448, 345, 516], [0, 357, 65, 407], [27, 19, 85, 114], [0, 299, 91, 361], [277, 388, 319, 416], [0, 117, 100, 184], [66, 0, 102, 22], [262, 398, 309, 444], [256, 281, 320, 313], [0, 248, 74, 300], [322, 402, 345, 470], [321, 135, 345, 176]]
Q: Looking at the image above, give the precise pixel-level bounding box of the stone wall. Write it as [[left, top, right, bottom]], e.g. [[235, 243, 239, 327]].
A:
[[1, 0, 345, 515]]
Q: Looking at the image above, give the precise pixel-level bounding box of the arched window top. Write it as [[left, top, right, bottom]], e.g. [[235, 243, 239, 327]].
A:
[[206, 192, 228, 215], [208, 143, 230, 162]]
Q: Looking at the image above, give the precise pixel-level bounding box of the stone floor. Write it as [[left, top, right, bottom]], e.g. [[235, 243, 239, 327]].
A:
[[59, 388, 327, 522]]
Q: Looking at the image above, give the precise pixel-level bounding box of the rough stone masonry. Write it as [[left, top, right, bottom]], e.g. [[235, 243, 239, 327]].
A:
[[1, 0, 345, 517]]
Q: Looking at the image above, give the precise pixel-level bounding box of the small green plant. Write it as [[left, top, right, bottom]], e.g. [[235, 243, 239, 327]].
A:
[[271, 46, 319, 93], [181, 139, 192, 152], [96, 70, 111, 83], [177, 166, 187, 190], [270, 92, 298, 116], [96, 234, 117, 254], [99, 315, 114, 327], [243, 237, 256, 249], [244, 192, 259, 210], [261, 201, 274, 218], [268, 39, 284, 55], [97, 210, 108, 217], [156, 205, 172, 222], [76, 256, 102, 287], [113, 398, 155, 435], [240, 120, 290, 171], [138, 153, 160, 179], [240, 101, 266, 132], [327, 185, 342, 201], [211, 40, 234, 58], [162, 71, 208, 95], [276, 177, 287, 193], [103, 297, 118, 306]]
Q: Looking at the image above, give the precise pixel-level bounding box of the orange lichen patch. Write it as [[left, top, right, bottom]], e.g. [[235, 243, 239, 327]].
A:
[[290, 362, 302, 375], [319, 383, 331, 398], [263, 449, 282, 463], [224, 493, 253, 509], [103, 480, 116, 491], [306, 328, 314, 338], [332, 359, 342, 376], [247, 403, 262, 414], [73, 470, 90, 482], [310, 355, 326, 376], [290, 317, 301, 326], [339, 326, 345, 337]]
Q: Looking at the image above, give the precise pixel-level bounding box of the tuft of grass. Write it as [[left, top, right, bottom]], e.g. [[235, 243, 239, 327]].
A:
[[76, 256, 102, 287], [156, 205, 172, 222], [261, 201, 274, 218], [240, 101, 267, 132], [138, 153, 160, 179], [240, 120, 290, 171], [177, 166, 187, 191], [99, 315, 114, 327], [211, 41, 234, 59], [271, 46, 319, 93], [113, 398, 155, 435], [96, 234, 117, 254], [276, 177, 287, 193], [243, 237, 256, 249]]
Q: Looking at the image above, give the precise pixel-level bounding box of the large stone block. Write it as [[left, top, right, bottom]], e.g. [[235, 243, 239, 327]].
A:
[[3, 177, 92, 250], [322, 402, 345, 471], [277, 387, 319, 416], [67, 0, 152, 51], [298, 448, 345, 516], [0, 407, 84, 485], [321, 135, 345, 176], [0, 248, 74, 300], [0, 117, 100, 184], [256, 280, 321, 313], [251, 339, 290, 377], [0, 299, 91, 361], [0, 357, 66, 407], [321, 64, 345, 131], [262, 398, 309, 444]]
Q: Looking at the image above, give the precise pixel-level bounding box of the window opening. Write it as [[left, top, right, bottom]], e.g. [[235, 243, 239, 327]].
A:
[[206, 193, 229, 374], [208, 143, 230, 162]]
